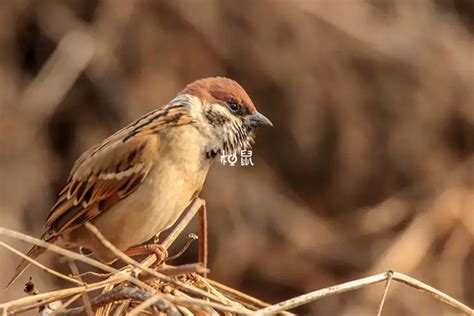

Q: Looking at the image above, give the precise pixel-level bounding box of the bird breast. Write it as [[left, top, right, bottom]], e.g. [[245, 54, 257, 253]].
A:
[[86, 124, 212, 253]]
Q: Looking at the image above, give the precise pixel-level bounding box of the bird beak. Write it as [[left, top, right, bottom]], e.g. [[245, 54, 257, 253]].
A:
[[245, 111, 273, 128]]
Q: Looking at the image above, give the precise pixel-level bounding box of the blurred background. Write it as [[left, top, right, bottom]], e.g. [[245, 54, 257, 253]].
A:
[[0, 0, 473, 315]]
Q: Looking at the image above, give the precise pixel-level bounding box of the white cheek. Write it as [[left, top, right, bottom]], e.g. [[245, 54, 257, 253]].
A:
[[209, 102, 230, 117], [184, 94, 204, 119]]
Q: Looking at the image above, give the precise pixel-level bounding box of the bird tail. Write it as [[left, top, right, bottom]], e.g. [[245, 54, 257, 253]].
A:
[[5, 244, 47, 289]]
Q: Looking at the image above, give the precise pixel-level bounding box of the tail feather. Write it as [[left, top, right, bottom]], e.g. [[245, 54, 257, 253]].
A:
[[5, 244, 47, 289]]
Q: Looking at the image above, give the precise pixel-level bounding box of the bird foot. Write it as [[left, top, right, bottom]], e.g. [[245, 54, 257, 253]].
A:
[[125, 243, 168, 267]]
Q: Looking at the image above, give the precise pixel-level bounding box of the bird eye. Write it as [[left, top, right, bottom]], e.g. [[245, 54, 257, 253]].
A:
[[227, 101, 240, 113]]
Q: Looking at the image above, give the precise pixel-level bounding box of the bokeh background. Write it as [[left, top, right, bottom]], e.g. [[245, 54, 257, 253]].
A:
[[0, 0, 473, 315]]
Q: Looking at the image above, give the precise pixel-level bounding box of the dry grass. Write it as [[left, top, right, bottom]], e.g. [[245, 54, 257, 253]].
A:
[[0, 208, 471, 315], [0, 202, 280, 315]]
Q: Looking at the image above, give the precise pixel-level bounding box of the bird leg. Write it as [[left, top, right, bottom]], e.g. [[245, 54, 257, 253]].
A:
[[124, 243, 168, 267]]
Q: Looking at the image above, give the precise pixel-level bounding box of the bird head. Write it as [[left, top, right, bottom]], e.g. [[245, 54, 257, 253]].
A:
[[179, 77, 272, 157]]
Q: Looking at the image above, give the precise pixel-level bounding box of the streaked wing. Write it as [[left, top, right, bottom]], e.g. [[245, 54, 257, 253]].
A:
[[43, 105, 194, 240]]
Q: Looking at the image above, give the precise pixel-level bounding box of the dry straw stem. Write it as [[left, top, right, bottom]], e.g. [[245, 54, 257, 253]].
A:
[[84, 222, 253, 315], [128, 293, 251, 316], [2, 197, 471, 315], [0, 228, 155, 290], [0, 241, 83, 286], [66, 259, 93, 316], [161, 197, 205, 249], [61, 293, 83, 309], [92, 197, 255, 314], [203, 277, 294, 315], [84, 198, 226, 302], [83, 198, 257, 315], [255, 270, 473, 315], [55, 287, 181, 316], [1, 275, 129, 314], [376, 271, 393, 316], [0, 198, 257, 315], [0, 228, 155, 314]]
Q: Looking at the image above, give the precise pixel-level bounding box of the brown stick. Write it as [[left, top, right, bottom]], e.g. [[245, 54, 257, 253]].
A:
[[162, 198, 204, 249], [198, 200, 208, 276]]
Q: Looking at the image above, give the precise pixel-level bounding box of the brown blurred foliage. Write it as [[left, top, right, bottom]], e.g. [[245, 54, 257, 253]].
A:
[[0, 0, 473, 315]]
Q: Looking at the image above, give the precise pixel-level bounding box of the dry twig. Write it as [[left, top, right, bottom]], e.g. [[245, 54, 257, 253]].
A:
[[56, 287, 180, 316], [67, 259, 93, 316], [1, 201, 471, 315], [0, 241, 82, 286], [84, 222, 225, 304], [255, 271, 473, 315]]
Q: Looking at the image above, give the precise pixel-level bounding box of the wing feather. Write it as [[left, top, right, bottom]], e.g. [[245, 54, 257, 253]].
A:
[[44, 136, 155, 239], [43, 103, 194, 240]]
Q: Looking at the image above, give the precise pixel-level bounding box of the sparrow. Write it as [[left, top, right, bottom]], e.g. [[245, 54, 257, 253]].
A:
[[7, 77, 272, 287]]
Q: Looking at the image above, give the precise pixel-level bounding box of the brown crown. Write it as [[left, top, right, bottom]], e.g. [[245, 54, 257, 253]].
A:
[[181, 77, 256, 113]]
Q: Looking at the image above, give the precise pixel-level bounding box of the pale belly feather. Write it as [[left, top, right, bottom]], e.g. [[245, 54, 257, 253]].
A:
[[91, 163, 201, 250]]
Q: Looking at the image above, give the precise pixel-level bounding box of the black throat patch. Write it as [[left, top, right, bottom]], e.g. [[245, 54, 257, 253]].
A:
[[205, 148, 218, 159]]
